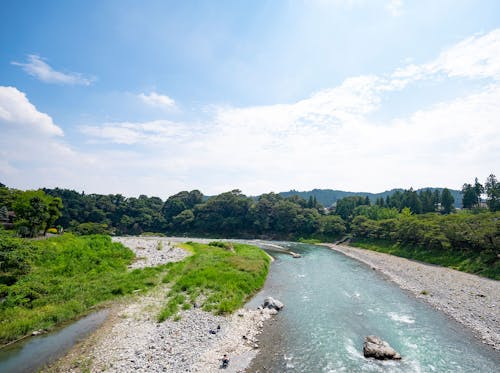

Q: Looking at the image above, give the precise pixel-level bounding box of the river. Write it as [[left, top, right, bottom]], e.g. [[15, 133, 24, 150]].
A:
[[247, 243, 499, 372], [0, 310, 108, 373], [1, 241, 498, 372]]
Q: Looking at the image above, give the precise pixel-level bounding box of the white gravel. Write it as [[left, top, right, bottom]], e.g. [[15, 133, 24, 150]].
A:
[[86, 293, 274, 373], [112, 237, 190, 269], [46, 237, 277, 373], [324, 243, 500, 350]]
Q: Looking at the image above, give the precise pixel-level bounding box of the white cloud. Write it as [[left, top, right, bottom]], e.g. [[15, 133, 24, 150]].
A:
[[386, 0, 403, 17], [138, 92, 176, 110], [3, 30, 500, 197], [392, 29, 500, 84], [12, 55, 94, 86], [0, 86, 63, 136], [80, 120, 191, 145]]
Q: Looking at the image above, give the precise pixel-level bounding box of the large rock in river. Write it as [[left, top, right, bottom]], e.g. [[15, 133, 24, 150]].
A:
[[262, 297, 284, 311], [363, 335, 401, 360]]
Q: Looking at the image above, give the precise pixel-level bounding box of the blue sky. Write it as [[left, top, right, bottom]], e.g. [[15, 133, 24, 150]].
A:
[[1, 0, 499, 198]]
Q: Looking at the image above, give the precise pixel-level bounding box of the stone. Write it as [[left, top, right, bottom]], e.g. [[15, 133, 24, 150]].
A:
[[363, 335, 401, 360], [262, 297, 284, 311]]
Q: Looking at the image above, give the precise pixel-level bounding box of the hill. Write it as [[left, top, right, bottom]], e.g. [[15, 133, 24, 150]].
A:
[[279, 188, 463, 208]]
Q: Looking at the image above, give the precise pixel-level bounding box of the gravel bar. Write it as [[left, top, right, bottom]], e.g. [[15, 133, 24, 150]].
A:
[[44, 237, 276, 373]]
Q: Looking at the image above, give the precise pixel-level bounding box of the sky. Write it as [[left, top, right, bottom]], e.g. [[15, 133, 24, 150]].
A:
[[0, 0, 499, 198]]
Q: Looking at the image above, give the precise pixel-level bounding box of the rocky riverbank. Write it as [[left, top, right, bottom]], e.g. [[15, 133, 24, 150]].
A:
[[44, 237, 276, 373], [112, 237, 190, 268], [323, 243, 500, 350]]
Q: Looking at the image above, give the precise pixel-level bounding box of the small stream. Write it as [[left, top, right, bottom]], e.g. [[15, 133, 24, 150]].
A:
[[0, 309, 108, 373], [247, 243, 500, 372]]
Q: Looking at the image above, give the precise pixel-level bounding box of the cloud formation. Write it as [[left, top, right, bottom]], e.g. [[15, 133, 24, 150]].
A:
[[81, 29, 500, 194], [138, 92, 176, 110], [12, 55, 94, 86], [2, 30, 500, 197], [386, 0, 403, 17], [0, 86, 63, 136], [80, 120, 189, 145]]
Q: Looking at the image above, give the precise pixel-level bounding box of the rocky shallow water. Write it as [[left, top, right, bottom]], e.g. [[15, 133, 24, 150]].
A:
[[325, 244, 500, 350]]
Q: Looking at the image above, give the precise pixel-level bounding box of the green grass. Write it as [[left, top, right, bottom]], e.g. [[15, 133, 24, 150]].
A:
[[350, 238, 499, 280], [0, 233, 165, 344], [298, 238, 322, 244], [158, 242, 270, 321]]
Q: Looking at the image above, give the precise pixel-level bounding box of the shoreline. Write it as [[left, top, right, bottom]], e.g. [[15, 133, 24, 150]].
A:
[[44, 237, 275, 373], [322, 243, 500, 351]]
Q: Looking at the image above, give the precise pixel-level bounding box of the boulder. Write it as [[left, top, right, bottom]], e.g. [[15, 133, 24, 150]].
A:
[[262, 297, 284, 311], [363, 335, 401, 360]]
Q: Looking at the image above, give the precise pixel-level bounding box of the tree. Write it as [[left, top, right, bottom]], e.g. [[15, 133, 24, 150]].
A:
[[461, 183, 476, 209], [473, 178, 484, 204], [484, 174, 500, 212], [432, 189, 441, 210], [194, 190, 252, 234], [319, 215, 346, 237], [402, 189, 422, 214], [334, 196, 368, 221], [45, 197, 63, 233], [440, 188, 454, 214], [13, 191, 52, 237], [162, 190, 203, 224], [419, 189, 435, 213], [172, 209, 195, 230]]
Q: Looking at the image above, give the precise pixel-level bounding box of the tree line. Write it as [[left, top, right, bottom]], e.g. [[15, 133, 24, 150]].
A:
[[0, 174, 498, 241]]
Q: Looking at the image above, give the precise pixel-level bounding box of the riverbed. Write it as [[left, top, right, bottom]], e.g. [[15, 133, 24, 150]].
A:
[[2, 239, 498, 372], [246, 243, 500, 372]]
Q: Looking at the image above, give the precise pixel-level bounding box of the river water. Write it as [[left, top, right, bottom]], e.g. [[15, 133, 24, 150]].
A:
[[0, 309, 108, 373], [247, 243, 499, 372]]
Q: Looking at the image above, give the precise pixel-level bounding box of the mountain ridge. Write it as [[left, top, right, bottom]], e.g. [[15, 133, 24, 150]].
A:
[[278, 187, 463, 208]]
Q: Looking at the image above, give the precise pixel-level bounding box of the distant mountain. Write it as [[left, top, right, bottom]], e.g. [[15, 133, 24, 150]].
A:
[[279, 188, 463, 208]]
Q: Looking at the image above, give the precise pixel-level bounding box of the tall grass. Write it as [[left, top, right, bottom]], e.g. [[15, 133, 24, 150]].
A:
[[0, 234, 164, 344], [159, 242, 270, 321]]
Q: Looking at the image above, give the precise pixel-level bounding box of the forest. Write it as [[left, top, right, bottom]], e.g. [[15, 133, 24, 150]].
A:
[[0, 175, 498, 239], [0, 175, 499, 278]]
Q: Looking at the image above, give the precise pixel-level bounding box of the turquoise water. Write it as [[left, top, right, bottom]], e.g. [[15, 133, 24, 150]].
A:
[[247, 244, 499, 372]]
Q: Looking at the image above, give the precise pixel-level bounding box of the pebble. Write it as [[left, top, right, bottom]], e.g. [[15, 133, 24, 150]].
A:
[[74, 237, 278, 372], [112, 237, 190, 269]]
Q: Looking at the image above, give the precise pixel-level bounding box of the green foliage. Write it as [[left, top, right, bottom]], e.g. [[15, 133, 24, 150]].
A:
[[441, 188, 455, 214], [42, 188, 166, 235], [352, 237, 499, 280], [159, 242, 269, 320], [485, 174, 500, 212], [70, 222, 113, 235], [298, 238, 322, 244], [208, 241, 233, 250], [12, 190, 62, 237], [334, 196, 369, 221], [0, 234, 164, 344], [350, 211, 500, 279], [0, 231, 35, 295]]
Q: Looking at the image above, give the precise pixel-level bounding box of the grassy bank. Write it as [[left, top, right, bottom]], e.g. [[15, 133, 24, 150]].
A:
[[0, 233, 165, 344], [350, 238, 499, 280], [159, 241, 270, 321]]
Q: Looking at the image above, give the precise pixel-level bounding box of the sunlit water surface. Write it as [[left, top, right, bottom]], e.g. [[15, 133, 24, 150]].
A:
[[246, 244, 499, 372]]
